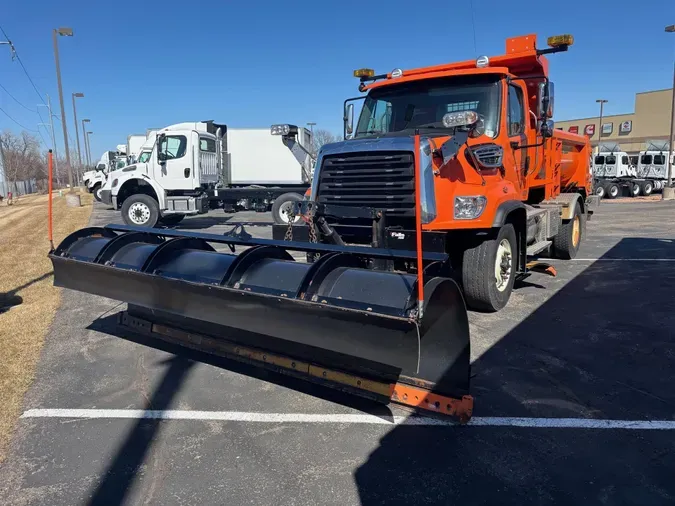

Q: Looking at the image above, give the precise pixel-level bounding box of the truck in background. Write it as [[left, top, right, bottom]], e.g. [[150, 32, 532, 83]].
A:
[[593, 141, 672, 198], [100, 121, 314, 227]]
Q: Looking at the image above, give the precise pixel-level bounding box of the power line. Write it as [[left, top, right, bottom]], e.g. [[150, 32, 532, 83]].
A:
[[0, 105, 39, 132], [0, 23, 46, 104], [0, 81, 37, 113]]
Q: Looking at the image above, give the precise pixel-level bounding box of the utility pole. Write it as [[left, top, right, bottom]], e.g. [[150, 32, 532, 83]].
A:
[[38, 94, 60, 186], [82, 119, 91, 166], [72, 92, 84, 170], [663, 24, 675, 199], [595, 99, 608, 154], [0, 38, 15, 192], [52, 27, 79, 204]]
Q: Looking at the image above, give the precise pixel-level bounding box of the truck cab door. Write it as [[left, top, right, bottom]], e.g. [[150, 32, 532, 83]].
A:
[[506, 83, 527, 196], [156, 133, 192, 190]]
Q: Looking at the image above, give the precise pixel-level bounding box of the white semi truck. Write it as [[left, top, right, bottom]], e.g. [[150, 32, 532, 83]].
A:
[[593, 141, 672, 198], [99, 121, 314, 227]]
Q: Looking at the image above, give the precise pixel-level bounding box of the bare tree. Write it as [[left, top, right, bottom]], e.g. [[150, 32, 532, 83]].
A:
[[0, 130, 44, 183], [312, 129, 342, 154]]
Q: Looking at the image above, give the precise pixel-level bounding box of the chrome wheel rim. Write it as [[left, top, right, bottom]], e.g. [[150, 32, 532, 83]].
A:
[[495, 239, 513, 292]]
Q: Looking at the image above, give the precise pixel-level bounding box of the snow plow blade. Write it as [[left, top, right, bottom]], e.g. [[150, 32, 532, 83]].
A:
[[49, 224, 472, 421]]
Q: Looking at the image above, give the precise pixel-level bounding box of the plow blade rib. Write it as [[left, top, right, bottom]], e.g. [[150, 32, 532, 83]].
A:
[[50, 227, 471, 418]]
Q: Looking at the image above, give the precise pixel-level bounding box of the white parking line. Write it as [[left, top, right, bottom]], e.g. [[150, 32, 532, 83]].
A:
[[20, 409, 675, 430], [567, 258, 675, 262]]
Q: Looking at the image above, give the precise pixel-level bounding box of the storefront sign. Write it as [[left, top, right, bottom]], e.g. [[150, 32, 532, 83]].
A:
[[584, 124, 595, 136], [601, 123, 613, 135], [620, 121, 632, 134], [569, 126, 579, 134]]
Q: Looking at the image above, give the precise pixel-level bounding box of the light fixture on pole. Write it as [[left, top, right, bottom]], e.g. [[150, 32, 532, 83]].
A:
[[82, 119, 91, 166], [72, 92, 84, 168], [52, 27, 79, 203], [595, 99, 608, 154]]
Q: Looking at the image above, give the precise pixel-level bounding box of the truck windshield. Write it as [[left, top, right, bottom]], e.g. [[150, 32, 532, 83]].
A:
[[594, 156, 605, 164], [641, 154, 652, 164], [605, 155, 616, 164], [355, 75, 501, 138]]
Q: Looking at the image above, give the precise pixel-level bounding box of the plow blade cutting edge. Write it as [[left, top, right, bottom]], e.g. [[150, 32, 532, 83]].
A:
[[49, 224, 472, 420]]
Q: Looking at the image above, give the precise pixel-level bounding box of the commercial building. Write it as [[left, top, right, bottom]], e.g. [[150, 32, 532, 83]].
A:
[[556, 88, 673, 155]]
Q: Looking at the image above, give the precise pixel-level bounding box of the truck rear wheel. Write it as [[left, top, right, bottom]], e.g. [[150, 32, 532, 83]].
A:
[[606, 183, 619, 199], [462, 224, 517, 312], [272, 193, 303, 225], [552, 202, 583, 260], [630, 182, 641, 197], [595, 184, 605, 198], [640, 181, 653, 196], [121, 194, 159, 228]]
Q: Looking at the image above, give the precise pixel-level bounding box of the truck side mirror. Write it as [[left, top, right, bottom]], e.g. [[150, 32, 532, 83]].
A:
[[540, 119, 555, 138], [156, 133, 167, 162], [344, 103, 354, 139], [538, 81, 554, 119]]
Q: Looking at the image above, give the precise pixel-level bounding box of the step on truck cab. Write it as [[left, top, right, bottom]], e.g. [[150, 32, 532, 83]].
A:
[[277, 33, 599, 312]]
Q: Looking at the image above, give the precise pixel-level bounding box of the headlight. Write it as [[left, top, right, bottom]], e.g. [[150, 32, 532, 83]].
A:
[[271, 124, 298, 136], [454, 196, 487, 220], [112, 178, 118, 188]]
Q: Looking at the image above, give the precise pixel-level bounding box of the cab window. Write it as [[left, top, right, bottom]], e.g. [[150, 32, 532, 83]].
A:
[[507, 85, 525, 136], [159, 135, 187, 160], [654, 154, 665, 165], [200, 137, 216, 152], [621, 156, 629, 165], [605, 155, 616, 164], [594, 156, 605, 164], [641, 154, 652, 164], [137, 151, 150, 163]]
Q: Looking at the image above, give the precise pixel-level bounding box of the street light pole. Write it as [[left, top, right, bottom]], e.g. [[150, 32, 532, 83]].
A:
[[72, 92, 84, 170], [666, 25, 675, 188], [82, 119, 91, 166], [595, 99, 608, 154], [52, 27, 77, 197], [86, 131, 93, 165]]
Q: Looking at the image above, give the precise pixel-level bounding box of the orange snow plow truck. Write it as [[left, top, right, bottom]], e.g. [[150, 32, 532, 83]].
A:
[[49, 34, 596, 423]]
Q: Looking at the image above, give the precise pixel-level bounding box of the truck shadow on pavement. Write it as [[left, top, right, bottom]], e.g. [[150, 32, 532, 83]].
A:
[[169, 215, 275, 230], [354, 237, 675, 505], [83, 238, 675, 505]]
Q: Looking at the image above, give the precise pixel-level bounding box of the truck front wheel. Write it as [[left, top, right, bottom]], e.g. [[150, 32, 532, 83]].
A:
[[552, 202, 583, 260], [462, 224, 517, 312], [92, 183, 103, 202], [121, 194, 160, 228]]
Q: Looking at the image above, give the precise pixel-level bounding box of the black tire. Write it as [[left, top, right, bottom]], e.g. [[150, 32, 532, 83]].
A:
[[271, 193, 303, 225], [606, 183, 619, 199], [640, 181, 653, 196], [121, 194, 160, 227], [595, 184, 606, 199], [462, 224, 517, 312], [92, 183, 102, 202], [630, 182, 641, 197], [159, 214, 185, 226], [552, 202, 583, 260]]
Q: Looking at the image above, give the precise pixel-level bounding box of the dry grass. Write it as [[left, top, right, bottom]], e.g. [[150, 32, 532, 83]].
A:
[[0, 191, 93, 462]]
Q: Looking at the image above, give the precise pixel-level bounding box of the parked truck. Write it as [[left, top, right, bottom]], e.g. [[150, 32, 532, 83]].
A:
[[275, 33, 598, 312], [48, 33, 596, 423], [593, 141, 671, 198], [99, 121, 314, 226]]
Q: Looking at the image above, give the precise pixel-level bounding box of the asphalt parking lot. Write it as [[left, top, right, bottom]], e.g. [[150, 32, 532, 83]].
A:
[[2, 200, 675, 505]]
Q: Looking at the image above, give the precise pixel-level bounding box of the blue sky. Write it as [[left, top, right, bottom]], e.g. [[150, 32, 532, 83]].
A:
[[0, 0, 673, 160]]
